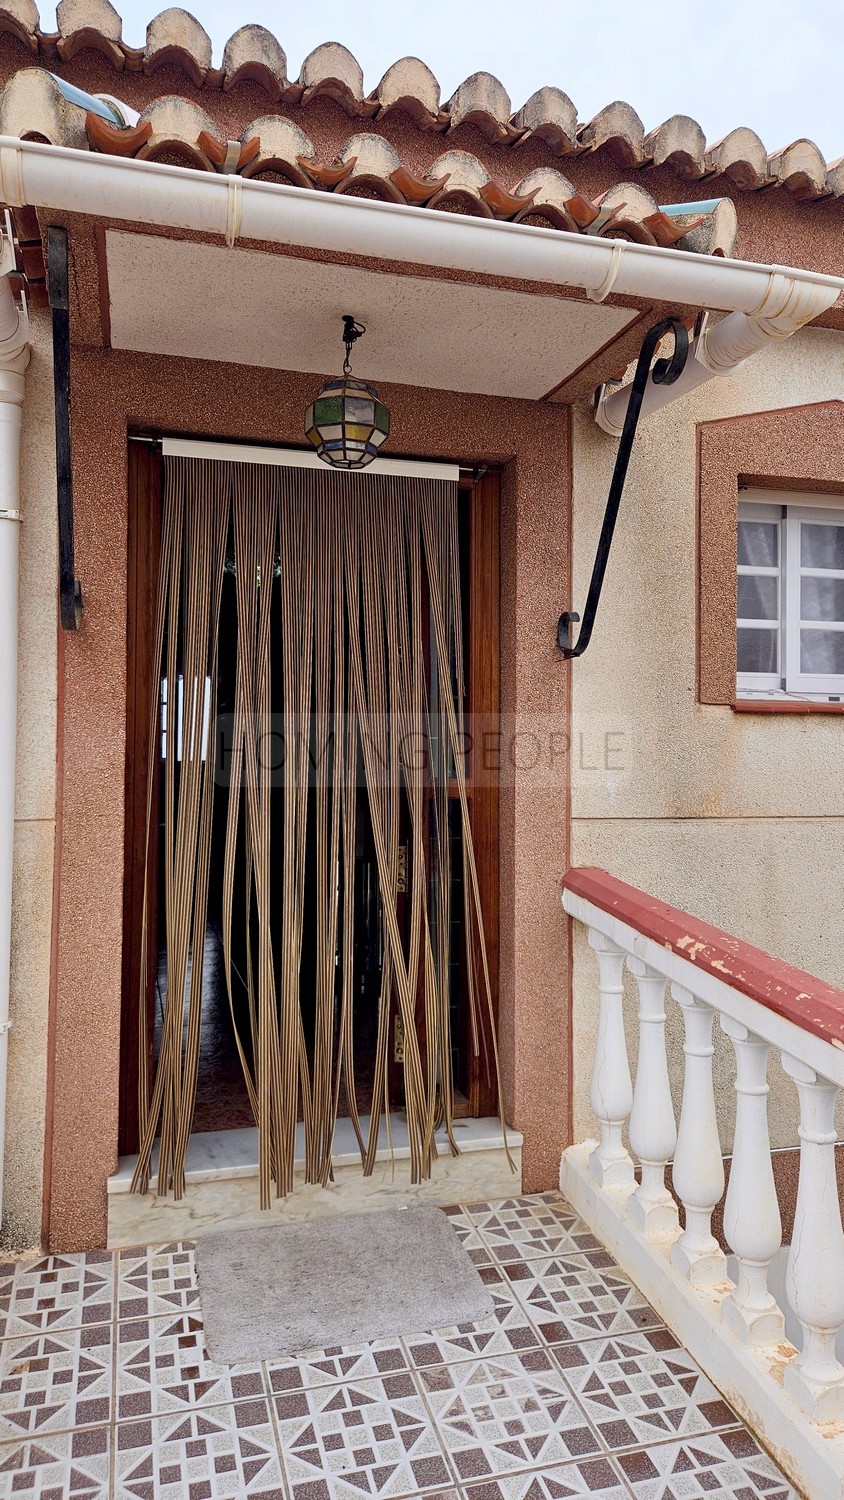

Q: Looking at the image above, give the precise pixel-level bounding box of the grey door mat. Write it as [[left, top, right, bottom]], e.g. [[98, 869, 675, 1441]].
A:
[[195, 1206, 494, 1363]]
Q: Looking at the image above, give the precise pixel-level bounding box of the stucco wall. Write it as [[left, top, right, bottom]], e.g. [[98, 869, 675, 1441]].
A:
[[2, 308, 57, 1250], [569, 324, 844, 1151]]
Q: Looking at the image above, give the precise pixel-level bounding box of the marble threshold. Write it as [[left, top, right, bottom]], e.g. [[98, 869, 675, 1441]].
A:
[[108, 1113, 520, 1195], [107, 1114, 522, 1248]]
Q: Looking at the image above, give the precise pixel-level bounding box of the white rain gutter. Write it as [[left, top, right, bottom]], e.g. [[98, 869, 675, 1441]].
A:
[[0, 221, 30, 1235], [0, 134, 841, 338], [594, 285, 839, 436]]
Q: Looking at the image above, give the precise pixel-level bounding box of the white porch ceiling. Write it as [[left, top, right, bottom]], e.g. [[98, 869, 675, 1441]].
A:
[[105, 230, 638, 401]]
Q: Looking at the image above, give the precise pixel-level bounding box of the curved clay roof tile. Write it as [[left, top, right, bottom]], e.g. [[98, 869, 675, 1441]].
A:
[[677, 197, 739, 257], [480, 179, 538, 219], [0, 66, 89, 148], [86, 111, 152, 154], [425, 148, 493, 214], [389, 163, 449, 204], [704, 127, 770, 190], [768, 138, 831, 200], [578, 100, 645, 167], [426, 148, 489, 193], [643, 114, 707, 176], [56, 0, 124, 65], [241, 115, 314, 185], [144, 8, 212, 87], [0, 0, 39, 51], [510, 86, 578, 152], [596, 181, 659, 221], [221, 25, 290, 99], [332, 132, 404, 199], [446, 71, 514, 141], [513, 167, 578, 229], [372, 56, 444, 128], [136, 93, 219, 167], [298, 41, 376, 116]]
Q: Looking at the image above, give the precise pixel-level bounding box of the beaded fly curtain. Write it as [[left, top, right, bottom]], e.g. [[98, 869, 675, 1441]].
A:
[[132, 455, 504, 1205]]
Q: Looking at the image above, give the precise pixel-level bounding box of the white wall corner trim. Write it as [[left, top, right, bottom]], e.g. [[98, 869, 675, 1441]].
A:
[[0, 222, 31, 1235]]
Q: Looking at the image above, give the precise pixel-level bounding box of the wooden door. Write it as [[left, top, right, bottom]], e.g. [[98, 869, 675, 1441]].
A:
[[119, 451, 501, 1148]]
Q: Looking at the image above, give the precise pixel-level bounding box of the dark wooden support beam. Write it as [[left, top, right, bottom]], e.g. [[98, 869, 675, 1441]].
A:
[[46, 226, 83, 631]]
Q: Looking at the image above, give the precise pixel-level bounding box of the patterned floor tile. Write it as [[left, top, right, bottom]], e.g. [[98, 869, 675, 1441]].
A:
[[440, 1207, 497, 1268], [0, 1323, 113, 1436], [552, 1330, 737, 1451], [467, 1200, 603, 1266], [116, 1311, 264, 1419], [420, 1350, 603, 1481], [267, 1340, 410, 1394], [0, 1425, 110, 1496], [114, 1399, 283, 1498], [505, 1255, 661, 1345], [274, 1371, 453, 1500], [461, 1457, 630, 1499], [117, 1241, 199, 1320], [616, 1428, 798, 1498], [0, 1252, 114, 1339], [402, 1278, 541, 1367]]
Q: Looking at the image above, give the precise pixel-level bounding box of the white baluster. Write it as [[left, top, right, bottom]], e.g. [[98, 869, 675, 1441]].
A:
[[720, 1017, 783, 1345], [627, 957, 678, 1236], [781, 1053, 844, 1421], [670, 984, 727, 1286], [587, 930, 634, 1189]]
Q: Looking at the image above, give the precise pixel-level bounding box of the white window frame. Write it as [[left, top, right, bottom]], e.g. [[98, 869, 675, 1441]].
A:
[[736, 499, 781, 693], [737, 488, 844, 702]]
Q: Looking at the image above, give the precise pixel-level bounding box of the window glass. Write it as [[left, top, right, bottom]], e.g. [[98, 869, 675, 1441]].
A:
[[737, 627, 778, 674], [800, 630, 844, 675], [800, 522, 844, 570], [738, 574, 778, 621], [738, 520, 778, 567], [801, 576, 844, 623]]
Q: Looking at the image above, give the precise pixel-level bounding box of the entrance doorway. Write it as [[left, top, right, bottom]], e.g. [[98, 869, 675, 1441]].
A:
[[120, 441, 500, 1195]]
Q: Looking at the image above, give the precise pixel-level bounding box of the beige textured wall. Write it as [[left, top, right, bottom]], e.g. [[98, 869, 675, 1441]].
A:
[[569, 325, 844, 1152], [3, 308, 57, 1250]]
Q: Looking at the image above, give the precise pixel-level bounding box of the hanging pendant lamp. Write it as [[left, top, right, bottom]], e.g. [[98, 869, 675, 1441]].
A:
[[305, 315, 391, 470]]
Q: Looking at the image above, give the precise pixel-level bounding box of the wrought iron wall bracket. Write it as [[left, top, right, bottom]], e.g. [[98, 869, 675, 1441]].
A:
[[557, 316, 689, 659], [46, 225, 83, 631]]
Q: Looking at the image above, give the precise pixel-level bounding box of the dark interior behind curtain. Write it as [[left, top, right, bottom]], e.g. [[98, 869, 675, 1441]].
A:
[[131, 455, 504, 1204]]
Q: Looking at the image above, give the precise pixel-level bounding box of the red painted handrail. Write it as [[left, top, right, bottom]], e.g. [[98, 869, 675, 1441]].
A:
[[562, 866, 844, 1050]]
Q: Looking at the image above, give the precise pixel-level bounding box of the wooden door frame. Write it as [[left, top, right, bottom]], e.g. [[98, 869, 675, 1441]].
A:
[[118, 447, 500, 1147], [464, 470, 500, 1115], [119, 438, 162, 1154]]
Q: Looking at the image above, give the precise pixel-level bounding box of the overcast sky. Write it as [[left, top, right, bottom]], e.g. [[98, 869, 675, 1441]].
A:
[[43, 0, 844, 161]]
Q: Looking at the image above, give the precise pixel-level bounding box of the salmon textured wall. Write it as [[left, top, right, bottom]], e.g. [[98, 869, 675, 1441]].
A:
[[46, 345, 572, 1250]]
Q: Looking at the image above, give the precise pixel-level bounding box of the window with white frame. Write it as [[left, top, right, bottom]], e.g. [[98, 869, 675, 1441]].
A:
[[737, 489, 844, 700]]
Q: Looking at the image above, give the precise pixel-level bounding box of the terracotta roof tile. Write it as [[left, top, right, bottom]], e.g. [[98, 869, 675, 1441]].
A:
[[143, 7, 212, 85], [56, 0, 123, 66], [220, 25, 290, 100], [0, 4, 841, 201], [767, 138, 831, 200], [703, 127, 770, 190], [371, 57, 444, 129], [510, 86, 578, 153], [642, 113, 707, 177]]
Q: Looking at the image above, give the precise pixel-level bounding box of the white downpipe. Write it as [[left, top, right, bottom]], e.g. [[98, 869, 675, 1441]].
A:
[[0, 135, 841, 321], [594, 275, 839, 436], [0, 227, 30, 1235]]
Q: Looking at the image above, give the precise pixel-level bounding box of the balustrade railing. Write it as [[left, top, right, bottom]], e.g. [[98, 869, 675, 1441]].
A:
[[562, 867, 844, 1498]]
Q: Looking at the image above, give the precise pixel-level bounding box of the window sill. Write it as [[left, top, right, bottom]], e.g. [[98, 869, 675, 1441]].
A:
[[732, 700, 844, 714]]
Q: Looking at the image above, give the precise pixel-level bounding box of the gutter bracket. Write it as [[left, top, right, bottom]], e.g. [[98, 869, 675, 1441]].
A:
[[558, 317, 689, 659], [46, 225, 83, 631]]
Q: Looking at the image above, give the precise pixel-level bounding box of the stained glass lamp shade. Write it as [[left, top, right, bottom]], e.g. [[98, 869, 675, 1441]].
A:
[[305, 374, 391, 470]]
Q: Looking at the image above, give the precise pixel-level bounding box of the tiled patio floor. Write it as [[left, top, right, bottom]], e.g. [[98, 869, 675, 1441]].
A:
[[0, 1193, 798, 1499]]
